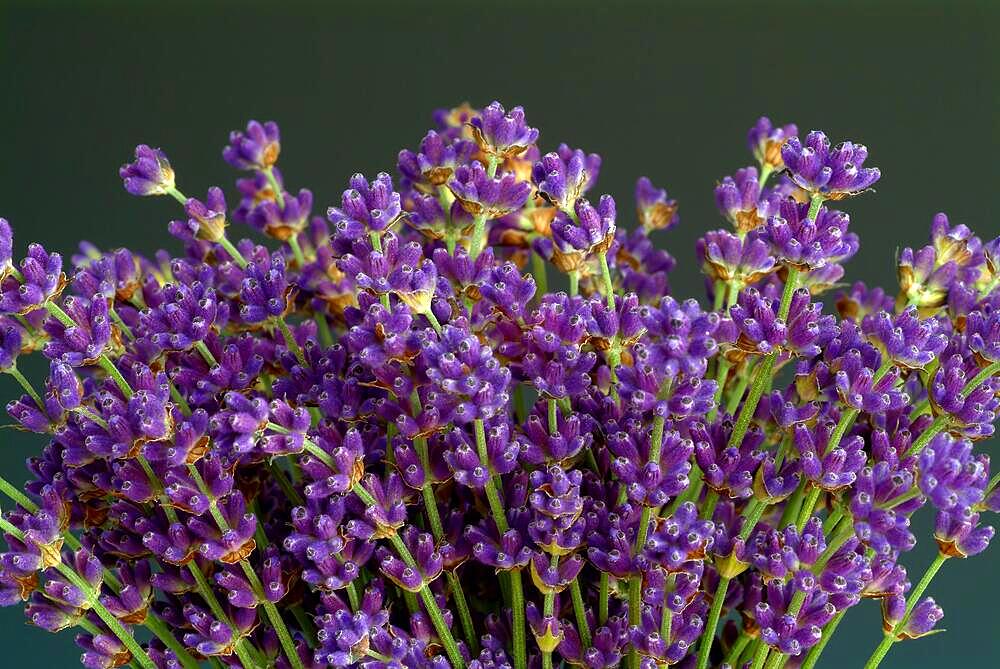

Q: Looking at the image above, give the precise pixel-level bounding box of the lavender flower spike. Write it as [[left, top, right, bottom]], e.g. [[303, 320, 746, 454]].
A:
[[781, 130, 881, 199]]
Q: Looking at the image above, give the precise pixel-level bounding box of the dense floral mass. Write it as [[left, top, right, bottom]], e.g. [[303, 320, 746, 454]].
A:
[[1, 102, 999, 669]]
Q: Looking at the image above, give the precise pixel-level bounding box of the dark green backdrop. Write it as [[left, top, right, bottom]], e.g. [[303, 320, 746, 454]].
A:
[[2, 0, 997, 666]]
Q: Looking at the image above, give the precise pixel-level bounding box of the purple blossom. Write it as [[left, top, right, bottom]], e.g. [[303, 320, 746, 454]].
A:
[[327, 172, 403, 240], [781, 130, 881, 199], [469, 101, 539, 158], [119, 145, 176, 196], [748, 116, 798, 169], [764, 199, 854, 270], [533, 147, 600, 212], [0, 243, 63, 315], [862, 307, 947, 369], [223, 119, 281, 171], [448, 162, 531, 219], [635, 176, 679, 232]]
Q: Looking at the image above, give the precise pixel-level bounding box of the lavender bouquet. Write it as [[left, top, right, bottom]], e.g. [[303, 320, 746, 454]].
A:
[[1, 101, 998, 669]]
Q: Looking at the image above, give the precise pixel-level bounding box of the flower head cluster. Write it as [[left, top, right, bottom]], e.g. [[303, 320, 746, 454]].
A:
[[0, 104, 998, 669]]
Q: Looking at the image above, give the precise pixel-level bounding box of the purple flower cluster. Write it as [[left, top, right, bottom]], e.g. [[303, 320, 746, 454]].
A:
[[1, 103, 998, 669]]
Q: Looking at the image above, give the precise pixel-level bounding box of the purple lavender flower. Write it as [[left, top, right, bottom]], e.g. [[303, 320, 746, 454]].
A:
[[967, 307, 1000, 364], [240, 252, 291, 323], [532, 146, 601, 212], [0, 320, 24, 371], [327, 172, 403, 240], [608, 419, 693, 507], [726, 287, 786, 358], [862, 306, 948, 369], [421, 323, 510, 425], [41, 294, 111, 366], [0, 219, 13, 279], [934, 506, 994, 558], [754, 580, 833, 656], [748, 117, 798, 169], [0, 243, 63, 315], [448, 162, 531, 219], [781, 131, 881, 199], [398, 130, 476, 190], [247, 188, 313, 241], [469, 101, 539, 158], [692, 418, 766, 500], [527, 465, 586, 554], [795, 420, 867, 491], [714, 167, 778, 233], [223, 120, 281, 171], [171, 187, 228, 243], [696, 230, 776, 287], [549, 195, 617, 272], [763, 199, 854, 270], [643, 502, 714, 569], [930, 354, 998, 440], [635, 176, 679, 232], [748, 517, 825, 585], [376, 526, 444, 591], [918, 433, 989, 511], [119, 145, 176, 196]]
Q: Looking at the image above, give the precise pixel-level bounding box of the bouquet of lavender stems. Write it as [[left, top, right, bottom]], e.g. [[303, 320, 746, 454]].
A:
[[1, 101, 998, 669]]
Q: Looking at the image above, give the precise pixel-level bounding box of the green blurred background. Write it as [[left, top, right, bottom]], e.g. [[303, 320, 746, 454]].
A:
[[1, 0, 997, 665]]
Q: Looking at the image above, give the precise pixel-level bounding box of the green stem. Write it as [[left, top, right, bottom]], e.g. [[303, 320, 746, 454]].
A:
[[276, 317, 308, 367], [598, 572, 610, 625], [630, 416, 666, 668], [470, 214, 488, 260], [314, 311, 334, 348], [110, 308, 135, 340], [387, 533, 466, 669], [96, 354, 133, 397], [863, 553, 949, 669], [570, 577, 591, 650], [0, 515, 157, 669], [722, 632, 752, 667], [599, 252, 615, 310], [961, 361, 1000, 398], [725, 365, 752, 417], [795, 485, 822, 532], [750, 638, 771, 669], [532, 251, 548, 295], [423, 308, 444, 335], [725, 269, 798, 452], [166, 186, 187, 205], [217, 235, 248, 268], [905, 414, 949, 457], [187, 465, 304, 669], [5, 365, 43, 410], [569, 270, 579, 297], [195, 340, 218, 367], [474, 419, 526, 669], [696, 576, 730, 669]]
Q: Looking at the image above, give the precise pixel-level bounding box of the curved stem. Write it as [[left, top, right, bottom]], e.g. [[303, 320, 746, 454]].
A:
[[864, 553, 949, 669], [0, 515, 156, 669], [6, 365, 44, 409], [905, 414, 949, 458]]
